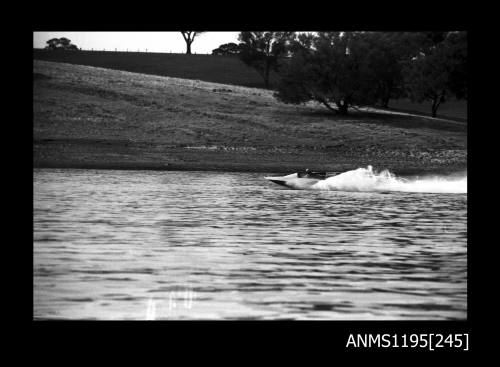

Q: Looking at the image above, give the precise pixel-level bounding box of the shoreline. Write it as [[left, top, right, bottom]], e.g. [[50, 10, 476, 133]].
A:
[[33, 159, 467, 176]]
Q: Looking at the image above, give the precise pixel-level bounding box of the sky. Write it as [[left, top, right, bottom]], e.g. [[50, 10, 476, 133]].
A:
[[33, 32, 240, 54]]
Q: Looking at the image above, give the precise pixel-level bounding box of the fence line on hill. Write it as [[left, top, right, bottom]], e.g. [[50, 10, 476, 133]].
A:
[[35, 47, 215, 55]]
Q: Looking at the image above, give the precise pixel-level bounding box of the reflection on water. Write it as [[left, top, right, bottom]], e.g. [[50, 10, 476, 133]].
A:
[[34, 169, 467, 320]]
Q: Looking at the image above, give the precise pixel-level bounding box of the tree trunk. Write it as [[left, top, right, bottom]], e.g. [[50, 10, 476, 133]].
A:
[[263, 62, 271, 88], [186, 42, 192, 55], [381, 95, 390, 108], [383, 81, 393, 108], [336, 101, 349, 115], [339, 104, 348, 115], [431, 103, 438, 117], [431, 90, 445, 118]]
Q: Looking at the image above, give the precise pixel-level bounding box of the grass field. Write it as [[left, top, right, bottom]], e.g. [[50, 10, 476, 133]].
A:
[[33, 49, 467, 121], [33, 60, 466, 174], [33, 49, 276, 89], [383, 99, 467, 122]]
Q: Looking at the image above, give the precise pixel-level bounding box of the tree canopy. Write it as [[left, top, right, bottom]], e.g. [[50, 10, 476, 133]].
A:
[[275, 32, 380, 114], [212, 42, 243, 56], [404, 31, 467, 117], [274, 31, 467, 116], [45, 38, 79, 50], [237, 31, 295, 88]]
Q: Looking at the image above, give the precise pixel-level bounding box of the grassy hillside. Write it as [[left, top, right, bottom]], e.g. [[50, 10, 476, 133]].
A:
[[33, 49, 467, 121], [383, 99, 467, 122], [33, 49, 276, 89], [33, 60, 467, 174]]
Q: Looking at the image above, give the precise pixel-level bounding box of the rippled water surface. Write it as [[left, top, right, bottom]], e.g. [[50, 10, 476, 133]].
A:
[[34, 169, 467, 320]]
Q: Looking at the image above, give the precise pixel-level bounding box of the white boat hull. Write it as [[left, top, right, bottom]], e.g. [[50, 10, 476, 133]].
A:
[[264, 173, 322, 189]]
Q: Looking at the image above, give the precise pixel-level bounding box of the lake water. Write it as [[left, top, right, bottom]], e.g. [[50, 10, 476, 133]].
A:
[[33, 168, 467, 320]]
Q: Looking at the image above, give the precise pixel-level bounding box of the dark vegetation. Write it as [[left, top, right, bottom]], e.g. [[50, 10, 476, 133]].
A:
[[209, 31, 467, 118], [45, 37, 79, 50], [237, 32, 293, 88], [273, 32, 467, 117], [212, 43, 244, 56]]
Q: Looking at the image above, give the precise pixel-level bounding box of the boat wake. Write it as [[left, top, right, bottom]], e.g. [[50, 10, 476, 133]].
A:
[[311, 166, 467, 194]]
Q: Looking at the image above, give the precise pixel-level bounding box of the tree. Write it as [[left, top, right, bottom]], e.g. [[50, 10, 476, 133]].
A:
[[237, 31, 295, 88], [275, 32, 379, 115], [212, 42, 243, 56], [59, 37, 71, 48], [46, 38, 59, 49], [358, 32, 418, 108], [444, 31, 467, 100], [45, 37, 79, 50], [180, 31, 205, 54], [404, 31, 467, 117]]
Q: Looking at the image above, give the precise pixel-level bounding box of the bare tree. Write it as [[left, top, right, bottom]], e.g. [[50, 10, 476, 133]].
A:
[[180, 31, 205, 54]]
